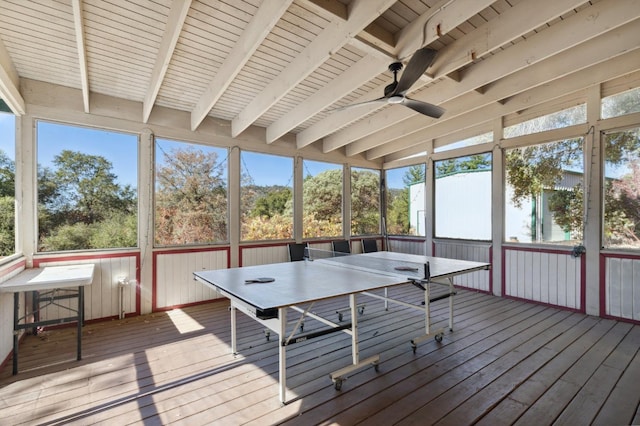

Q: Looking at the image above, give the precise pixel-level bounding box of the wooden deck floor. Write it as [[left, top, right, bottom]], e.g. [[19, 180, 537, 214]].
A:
[[1, 285, 639, 425]]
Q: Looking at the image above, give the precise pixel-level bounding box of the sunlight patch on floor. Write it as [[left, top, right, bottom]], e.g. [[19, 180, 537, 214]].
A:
[[167, 309, 205, 334]]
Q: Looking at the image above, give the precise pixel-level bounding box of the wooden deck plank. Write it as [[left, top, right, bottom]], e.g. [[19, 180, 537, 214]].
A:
[[0, 289, 639, 425], [248, 293, 516, 425], [510, 318, 620, 425], [428, 311, 583, 425], [375, 308, 579, 425], [591, 325, 640, 425], [280, 300, 549, 425]]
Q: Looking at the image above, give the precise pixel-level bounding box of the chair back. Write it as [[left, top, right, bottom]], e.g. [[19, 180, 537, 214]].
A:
[[332, 240, 351, 254], [362, 238, 378, 253], [288, 243, 307, 261]]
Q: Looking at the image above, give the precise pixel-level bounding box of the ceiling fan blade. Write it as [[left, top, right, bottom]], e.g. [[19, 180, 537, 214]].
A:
[[392, 47, 437, 96], [401, 98, 445, 119], [333, 97, 387, 112]]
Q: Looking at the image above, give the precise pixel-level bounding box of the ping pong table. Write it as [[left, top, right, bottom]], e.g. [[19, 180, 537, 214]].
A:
[[193, 250, 489, 403]]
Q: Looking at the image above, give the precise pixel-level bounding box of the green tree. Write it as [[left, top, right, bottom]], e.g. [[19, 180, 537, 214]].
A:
[[51, 150, 136, 224], [387, 188, 409, 234], [302, 169, 343, 237], [252, 187, 292, 218], [0, 196, 15, 255], [351, 169, 380, 235], [155, 146, 227, 245], [0, 150, 15, 255], [303, 169, 343, 221], [386, 165, 425, 235], [403, 165, 425, 185], [435, 154, 491, 177], [0, 150, 14, 197], [505, 138, 583, 209], [37, 150, 137, 251]]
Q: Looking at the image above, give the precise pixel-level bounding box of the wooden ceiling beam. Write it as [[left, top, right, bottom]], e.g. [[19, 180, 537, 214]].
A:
[[0, 36, 24, 115], [143, 0, 191, 123], [231, 0, 396, 138], [190, 0, 293, 131], [369, 42, 640, 160], [71, 0, 90, 113], [299, 0, 496, 151], [356, 0, 639, 157], [265, 54, 388, 143], [394, 0, 495, 61]]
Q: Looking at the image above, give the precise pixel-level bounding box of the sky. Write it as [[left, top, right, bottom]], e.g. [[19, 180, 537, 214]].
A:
[[0, 113, 412, 190], [0, 113, 15, 160], [37, 121, 139, 187]]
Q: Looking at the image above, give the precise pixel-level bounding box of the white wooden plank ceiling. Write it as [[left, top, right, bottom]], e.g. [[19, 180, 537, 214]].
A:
[[0, 0, 638, 164]]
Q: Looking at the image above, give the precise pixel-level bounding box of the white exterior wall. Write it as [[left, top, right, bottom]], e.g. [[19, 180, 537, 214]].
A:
[[434, 172, 492, 240]]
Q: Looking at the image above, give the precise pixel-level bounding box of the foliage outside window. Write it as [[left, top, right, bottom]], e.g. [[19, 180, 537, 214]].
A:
[[603, 127, 640, 249], [386, 164, 425, 236], [504, 105, 586, 138], [155, 139, 228, 246], [504, 138, 584, 244], [351, 167, 380, 235], [0, 112, 16, 258], [37, 122, 137, 252], [602, 88, 640, 119], [435, 154, 492, 240], [241, 151, 293, 241], [302, 160, 342, 239]]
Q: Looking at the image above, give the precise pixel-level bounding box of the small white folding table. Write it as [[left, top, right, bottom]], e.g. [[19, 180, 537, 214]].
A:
[[0, 264, 95, 374]]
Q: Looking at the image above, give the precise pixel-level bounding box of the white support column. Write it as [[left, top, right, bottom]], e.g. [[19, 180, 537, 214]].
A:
[[18, 114, 36, 266], [229, 147, 241, 267], [343, 163, 351, 241], [293, 156, 303, 242], [491, 117, 504, 296], [138, 129, 154, 314], [584, 84, 603, 316], [425, 142, 434, 256]]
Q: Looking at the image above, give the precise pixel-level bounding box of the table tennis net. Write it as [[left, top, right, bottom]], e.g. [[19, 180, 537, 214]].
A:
[[304, 248, 430, 281]]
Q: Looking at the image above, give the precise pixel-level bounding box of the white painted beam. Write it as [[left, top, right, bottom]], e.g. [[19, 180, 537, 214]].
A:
[[370, 39, 640, 160], [231, 0, 396, 138], [0, 36, 24, 115], [190, 0, 292, 131], [346, 0, 637, 156], [325, 0, 592, 154], [394, 0, 495, 61], [71, 0, 90, 113], [143, 0, 191, 123], [266, 54, 387, 143], [298, 0, 503, 150]]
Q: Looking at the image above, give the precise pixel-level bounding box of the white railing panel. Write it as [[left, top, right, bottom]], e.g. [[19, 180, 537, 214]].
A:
[[504, 248, 581, 310]]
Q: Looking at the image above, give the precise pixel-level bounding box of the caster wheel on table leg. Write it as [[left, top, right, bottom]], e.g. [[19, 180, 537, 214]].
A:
[[334, 378, 343, 391]]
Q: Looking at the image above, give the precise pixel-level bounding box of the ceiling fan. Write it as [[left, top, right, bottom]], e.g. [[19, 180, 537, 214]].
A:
[[340, 47, 445, 119]]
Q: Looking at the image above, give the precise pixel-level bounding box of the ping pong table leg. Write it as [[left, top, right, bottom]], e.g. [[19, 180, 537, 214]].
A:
[[350, 294, 359, 366], [424, 282, 431, 335], [448, 278, 455, 331], [230, 305, 237, 354], [278, 307, 287, 404]]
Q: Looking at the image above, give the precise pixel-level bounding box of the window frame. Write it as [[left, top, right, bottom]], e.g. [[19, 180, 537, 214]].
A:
[[240, 150, 294, 242], [154, 137, 230, 247], [35, 119, 139, 253]]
